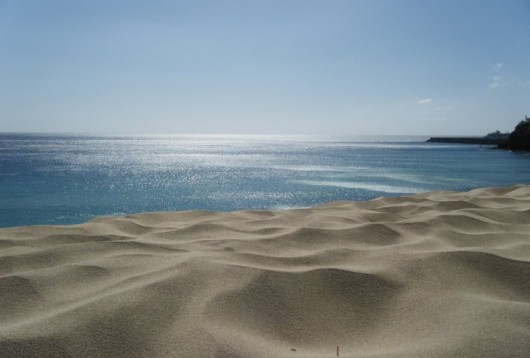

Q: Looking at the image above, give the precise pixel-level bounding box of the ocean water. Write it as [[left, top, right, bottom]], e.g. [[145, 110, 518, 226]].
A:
[[1, 133, 530, 228]]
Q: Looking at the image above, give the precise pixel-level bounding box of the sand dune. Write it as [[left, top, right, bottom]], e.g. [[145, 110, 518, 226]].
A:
[[1, 185, 530, 357]]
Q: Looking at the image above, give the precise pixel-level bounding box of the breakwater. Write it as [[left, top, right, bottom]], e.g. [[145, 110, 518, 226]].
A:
[[427, 137, 507, 145]]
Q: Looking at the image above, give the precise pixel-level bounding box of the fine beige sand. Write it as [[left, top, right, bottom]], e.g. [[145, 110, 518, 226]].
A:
[[1, 185, 529, 357]]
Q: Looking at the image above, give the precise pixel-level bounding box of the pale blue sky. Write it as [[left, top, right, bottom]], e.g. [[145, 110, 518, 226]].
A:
[[1, 0, 529, 135]]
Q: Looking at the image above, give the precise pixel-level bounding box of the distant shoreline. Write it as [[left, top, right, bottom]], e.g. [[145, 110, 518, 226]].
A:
[[426, 137, 508, 145]]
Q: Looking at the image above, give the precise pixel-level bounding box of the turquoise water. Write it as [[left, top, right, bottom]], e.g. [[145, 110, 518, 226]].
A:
[[1, 133, 530, 228]]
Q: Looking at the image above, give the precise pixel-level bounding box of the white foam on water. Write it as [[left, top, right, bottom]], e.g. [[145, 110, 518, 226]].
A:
[[273, 165, 366, 172], [294, 180, 425, 194]]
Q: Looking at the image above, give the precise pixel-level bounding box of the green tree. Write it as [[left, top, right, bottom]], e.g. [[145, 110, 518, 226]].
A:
[[508, 120, 530, 151]]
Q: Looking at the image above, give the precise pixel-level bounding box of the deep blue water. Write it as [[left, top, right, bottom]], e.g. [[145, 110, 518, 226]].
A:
[[1, 133, 530, 228]]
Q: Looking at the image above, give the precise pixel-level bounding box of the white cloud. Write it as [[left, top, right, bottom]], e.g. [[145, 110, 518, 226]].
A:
[[489, 82, 500, 89], [433, 105, 453, 112], [489, 63, 505, 89], [417, 98, 432, 104]]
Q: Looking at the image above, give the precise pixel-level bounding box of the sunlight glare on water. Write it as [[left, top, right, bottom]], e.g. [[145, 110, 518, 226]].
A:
[[1, 134, 530, 227]]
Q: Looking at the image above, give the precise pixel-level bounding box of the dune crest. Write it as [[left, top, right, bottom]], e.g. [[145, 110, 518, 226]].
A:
[[1, 185, 530, 357]]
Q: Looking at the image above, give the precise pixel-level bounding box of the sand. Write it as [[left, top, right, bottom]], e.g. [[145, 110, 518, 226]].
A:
[[1, 185, 529, 357]]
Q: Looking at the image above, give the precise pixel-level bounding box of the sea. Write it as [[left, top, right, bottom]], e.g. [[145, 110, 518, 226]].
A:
[[1, 133, 530, 228]]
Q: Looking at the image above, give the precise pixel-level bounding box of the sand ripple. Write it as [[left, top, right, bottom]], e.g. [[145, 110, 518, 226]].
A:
[[1, 185, 530, 357]]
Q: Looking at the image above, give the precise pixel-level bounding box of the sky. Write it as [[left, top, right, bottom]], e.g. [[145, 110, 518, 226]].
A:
[[1, 0, 529, 135]]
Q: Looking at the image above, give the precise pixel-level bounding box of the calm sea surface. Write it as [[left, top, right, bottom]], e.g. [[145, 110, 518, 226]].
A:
[[1, 133, 530, 228]]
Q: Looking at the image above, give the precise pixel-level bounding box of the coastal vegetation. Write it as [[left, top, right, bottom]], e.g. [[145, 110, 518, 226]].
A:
[[427, 116, 530, 150], [499, 116, 530, 151], [484, 130, 510, 140]]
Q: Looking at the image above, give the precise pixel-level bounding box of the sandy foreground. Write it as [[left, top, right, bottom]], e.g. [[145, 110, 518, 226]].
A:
[[0, 186, 529, 357]]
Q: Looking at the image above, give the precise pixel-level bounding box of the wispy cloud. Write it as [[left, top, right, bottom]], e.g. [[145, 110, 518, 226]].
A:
[[434, 105, 453, 112], [489, 63, 504, 89], [417, 98, 432, 105]]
